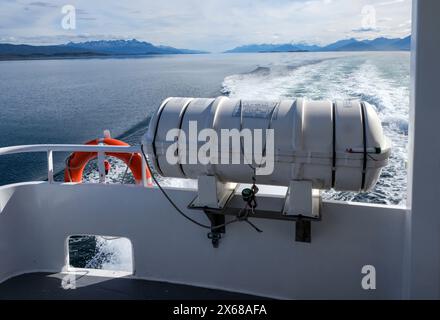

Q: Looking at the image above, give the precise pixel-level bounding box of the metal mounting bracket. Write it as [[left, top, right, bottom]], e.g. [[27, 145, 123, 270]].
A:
[[188, 180, 322, 246], [189, 175, 237, 210], [283, 180, 321, 219]]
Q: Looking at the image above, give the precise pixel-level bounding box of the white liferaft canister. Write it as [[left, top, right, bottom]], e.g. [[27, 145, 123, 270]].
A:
[[143, 97, 390, 192]]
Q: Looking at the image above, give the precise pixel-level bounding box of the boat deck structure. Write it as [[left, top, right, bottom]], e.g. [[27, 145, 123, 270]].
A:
[[0, 0, 440, 300]]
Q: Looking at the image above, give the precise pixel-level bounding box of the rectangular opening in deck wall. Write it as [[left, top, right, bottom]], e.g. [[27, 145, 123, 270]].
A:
[[68, 235, 133, 273]]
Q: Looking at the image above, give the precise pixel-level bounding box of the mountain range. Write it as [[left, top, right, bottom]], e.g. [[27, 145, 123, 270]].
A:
[[0, 36, 411, 60], [225, 36, 411, 53], [0, 39, 208, 59]]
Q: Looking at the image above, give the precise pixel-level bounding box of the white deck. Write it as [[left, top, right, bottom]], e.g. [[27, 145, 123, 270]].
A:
[[0, 182, 406, 299]]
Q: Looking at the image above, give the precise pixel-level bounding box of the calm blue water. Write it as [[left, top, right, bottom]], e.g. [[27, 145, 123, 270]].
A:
[[0, 52, 409, 205], [0, 54, 252, 184]]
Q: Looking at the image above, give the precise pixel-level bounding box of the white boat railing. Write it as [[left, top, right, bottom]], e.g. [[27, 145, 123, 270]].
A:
[[0, 144, 149, 186]]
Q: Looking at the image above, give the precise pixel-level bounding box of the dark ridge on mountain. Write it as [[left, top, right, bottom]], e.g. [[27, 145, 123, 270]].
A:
[[225, 36, 411, 53], [320, 38, 359, 51], [393, 36, 411, 50], [64, 39, 208, 55], [364, 37, 401, 49], [0, 43, 98, 57], [327, 41, 376, 52], [0, 39, 208, 60]]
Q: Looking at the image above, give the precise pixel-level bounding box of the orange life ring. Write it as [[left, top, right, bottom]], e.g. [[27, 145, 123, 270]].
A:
[[64, 138, 152, 185]]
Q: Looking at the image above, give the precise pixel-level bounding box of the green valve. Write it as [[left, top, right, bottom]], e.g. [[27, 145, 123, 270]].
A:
[[241, 188, 254, 202]]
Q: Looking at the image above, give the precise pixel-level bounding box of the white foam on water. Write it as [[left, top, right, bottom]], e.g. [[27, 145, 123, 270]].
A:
[[83, 155, 197, 187], [222, 54, 410, 205], [82, 157, 136, 184], [85, 236, 133, 272]]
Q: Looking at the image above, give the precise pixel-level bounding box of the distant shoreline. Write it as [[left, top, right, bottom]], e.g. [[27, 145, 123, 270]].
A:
[[0, 52, 209, 61], [0, 50, 410, 62], [225, 50, 410, 54], [0, 39, 209, 61]]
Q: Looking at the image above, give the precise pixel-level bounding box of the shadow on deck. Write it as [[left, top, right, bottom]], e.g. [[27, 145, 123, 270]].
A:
[[0, 272, 268, 300]]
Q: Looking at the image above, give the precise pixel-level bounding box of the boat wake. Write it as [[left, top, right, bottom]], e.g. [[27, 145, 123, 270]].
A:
[[81, 55, 410, 205], [222, 54, 410, 205]]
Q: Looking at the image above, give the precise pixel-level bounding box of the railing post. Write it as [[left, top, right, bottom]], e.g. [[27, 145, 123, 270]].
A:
[[141, 153, 147, 187], [47, 150, 54, 184], [97, 149, 106, 183]]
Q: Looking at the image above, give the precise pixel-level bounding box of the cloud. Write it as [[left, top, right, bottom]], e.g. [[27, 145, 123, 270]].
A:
[[28, 1, 57, 8], [76, 9, 88, 15], [377, 0, 405, 6], [0, 0, 412, 51], [352, 27, 380, 33]]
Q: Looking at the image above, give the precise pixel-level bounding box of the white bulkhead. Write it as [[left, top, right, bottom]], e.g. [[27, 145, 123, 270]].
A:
[[144, 97, 390, 192]]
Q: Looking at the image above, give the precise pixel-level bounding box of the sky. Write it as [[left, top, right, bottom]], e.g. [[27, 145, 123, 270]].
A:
[[0, 0, 412, 52]]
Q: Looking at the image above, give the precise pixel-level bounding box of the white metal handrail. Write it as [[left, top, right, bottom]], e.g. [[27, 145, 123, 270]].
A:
[[0, 144, 148, 186]]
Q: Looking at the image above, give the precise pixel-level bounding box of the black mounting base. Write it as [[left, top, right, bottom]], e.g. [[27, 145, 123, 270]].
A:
[[190, 192, 320, 246], [295, 216, 312, 243], [205, 212, 226, 248], [195, 203, 318, 246]]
